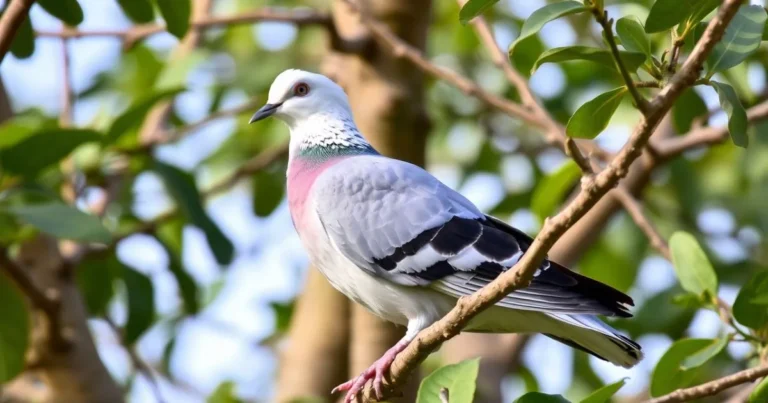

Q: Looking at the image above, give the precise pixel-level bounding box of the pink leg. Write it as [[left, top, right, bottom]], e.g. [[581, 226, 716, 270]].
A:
[[331, 338, 410, 402]]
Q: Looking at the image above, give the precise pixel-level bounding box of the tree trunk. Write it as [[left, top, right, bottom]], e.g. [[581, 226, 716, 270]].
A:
[[327, 0, 432, 399], [276, 269, 350, 401]]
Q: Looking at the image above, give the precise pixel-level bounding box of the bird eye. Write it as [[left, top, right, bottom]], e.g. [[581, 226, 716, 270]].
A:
[[293, 82, 310, 97]]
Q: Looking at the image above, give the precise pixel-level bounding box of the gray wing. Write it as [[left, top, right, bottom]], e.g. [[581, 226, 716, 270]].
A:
[[314, 156, 633, 317]]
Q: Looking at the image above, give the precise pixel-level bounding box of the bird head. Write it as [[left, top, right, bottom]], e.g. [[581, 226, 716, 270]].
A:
[[249, 69, 352, 126]]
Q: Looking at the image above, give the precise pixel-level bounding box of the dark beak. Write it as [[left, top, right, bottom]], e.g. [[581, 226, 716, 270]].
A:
[[249, 103, 281, 123]]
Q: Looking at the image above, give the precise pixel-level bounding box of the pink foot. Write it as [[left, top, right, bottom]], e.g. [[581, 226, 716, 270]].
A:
[[331, 340, 409, 402]]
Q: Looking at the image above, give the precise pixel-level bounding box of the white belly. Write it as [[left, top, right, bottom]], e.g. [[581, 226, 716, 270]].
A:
[[298, 206, 454, 328]]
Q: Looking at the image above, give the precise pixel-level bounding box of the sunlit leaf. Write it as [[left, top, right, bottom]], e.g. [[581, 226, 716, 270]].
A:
[[707, 5, 767, 73], [566, 87, 627, 139], [651, 338, 714, 396], [417, 358, 479, 403], [0, 273, 29, 383], [672, 89, 708, 133], [750, 376, 768, 403], [669, 231, 718, 297], [458, 0, 498, 25], [579, 378, 627, 403], [0, 128, 101, 177], [105, 87, 185, 145], [733, 271, 768, 330], [645, 0, 719, 33], [117, 0, 154, 24], [531, 46, 646, 74], [208, 381, 244, 403], [680, 336, 729, 370], [514, 392, 570, 403], [509, 2, 587, 54], [37, 0, 84, 26], [616, 16, 651, 59], [531, 160, 581, 221], [4, 202, 111, 243], [711, 81, 748, 148], [153, 162, 235, 266], [122, 265, 155, 345], [155, 0, 191, 39]]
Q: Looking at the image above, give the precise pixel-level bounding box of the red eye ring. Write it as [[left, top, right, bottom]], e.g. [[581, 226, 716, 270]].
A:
[[293, 82, 310, 97]]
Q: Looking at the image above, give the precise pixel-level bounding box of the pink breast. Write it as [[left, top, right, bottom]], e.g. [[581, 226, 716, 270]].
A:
[[287, 157, 347, 228]]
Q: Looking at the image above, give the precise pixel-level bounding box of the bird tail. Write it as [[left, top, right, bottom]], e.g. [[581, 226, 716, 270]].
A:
[[544, 313, 642, 368]]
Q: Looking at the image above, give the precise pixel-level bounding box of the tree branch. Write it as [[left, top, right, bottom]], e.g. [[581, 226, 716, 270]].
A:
[[358, 0, 743, 400], [104, 316, 166, 403], [0, 0, 34, 63], [646, 364, 768, 403], [591, 7, 649, 113], [657, 99, 768, 159], [613, 190, 670, 260]]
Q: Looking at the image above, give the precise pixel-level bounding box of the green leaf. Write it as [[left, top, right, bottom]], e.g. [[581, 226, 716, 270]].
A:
[[153, 162, 235, 266], [155, 0, 191, 39], [750, 293, 768, 305], [76, 255, 119, 316], [645, 0, 719, 33], [707, 5, 767, 73], [514, 392, 570, 403], [37, 0, 84, 26], [252, 169, 285, 217], [749, 376, 768, 403], [531, 46, 646, 74], [616, 16, 651, 59], [680, 336, 729, 370], [117, 0, 154, 24], [458, 0, 498, 25], [672, 89, 708, 133], [416, 358, 479, 403], [531, 160, 581, 221], [566, 87, 627, 139], [8, 14, 34, 59], [208, 381, 244, 403], [669, 231, 718, 297], [122, 265, 155, 345], [4, 202, 112, 243], [733, 271, 768, 330], [105, 87, 185, 145], [0, 273, 30, 383], [509, 2, 587, 54], [651, 338, 714, 396], [271, 301, 294, 333], [710, 81, 748, 148], [579, 378, 627, 403], [0, 128, 101, 177]]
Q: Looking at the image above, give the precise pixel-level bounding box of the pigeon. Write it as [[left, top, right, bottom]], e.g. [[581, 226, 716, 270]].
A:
[[250, 69, 642, 402]]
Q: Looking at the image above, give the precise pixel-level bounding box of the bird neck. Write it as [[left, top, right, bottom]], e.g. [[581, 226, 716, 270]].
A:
[[288, 111, 378, 161]]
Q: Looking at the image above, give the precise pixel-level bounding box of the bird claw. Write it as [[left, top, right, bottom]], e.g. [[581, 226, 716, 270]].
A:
[[331, 347, 400, 402]]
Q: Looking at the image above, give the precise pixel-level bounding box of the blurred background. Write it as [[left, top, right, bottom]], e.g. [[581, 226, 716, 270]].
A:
[[0, 0, 767, 402]]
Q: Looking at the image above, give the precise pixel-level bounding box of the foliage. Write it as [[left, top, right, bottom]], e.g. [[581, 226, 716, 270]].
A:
[[0, 0, 767, 402]]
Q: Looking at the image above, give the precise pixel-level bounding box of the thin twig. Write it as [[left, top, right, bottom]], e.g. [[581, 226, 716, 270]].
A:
[[353, 0, 743, 399], [162, 99, 262, 144], [646, 364, 768, 403], [591, 7, 649, 113], [59, 38, 73, 126], [35, 8, 331, 42], [613, 190, 670, 260], [104, 316, 166, 403], [203, 143, 289, 197], [0, 0, 35, 63]]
